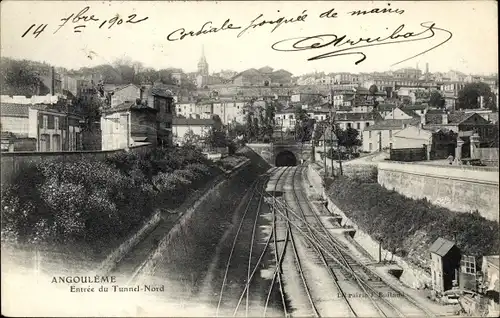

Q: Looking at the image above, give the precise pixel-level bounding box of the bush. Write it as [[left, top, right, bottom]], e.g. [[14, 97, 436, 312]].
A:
[[1, 145, 222, 250], [326, 176, 500, 260]]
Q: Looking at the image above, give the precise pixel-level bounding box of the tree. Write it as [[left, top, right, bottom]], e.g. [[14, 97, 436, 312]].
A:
[[0, 58, 47, 96], [245, 113, 254, 141], [457, 82, 497, 110], [384, 87, 393, 99], [336, 127, 362, 154], [183, 129, 201, 147], [369, 84, 379, 95], [429, 90, 445, 108], [252, 117, 259, 142], [312, 121, 327, 146], [206, 126, 227, 149]]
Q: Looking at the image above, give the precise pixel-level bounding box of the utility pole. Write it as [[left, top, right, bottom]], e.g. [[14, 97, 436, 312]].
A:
[[329, 87, 335, 177], [323, 124, 327, 176]]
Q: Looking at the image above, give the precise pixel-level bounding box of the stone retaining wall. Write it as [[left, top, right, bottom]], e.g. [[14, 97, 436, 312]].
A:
[[97, 211, 161, 275], [378, 161, 499, 222], [133, 159, 252, 281], [307, 163, 432, 290]]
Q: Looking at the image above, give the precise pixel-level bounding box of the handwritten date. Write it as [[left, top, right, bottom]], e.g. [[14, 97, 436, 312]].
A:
[[21, 6, 148, 38]]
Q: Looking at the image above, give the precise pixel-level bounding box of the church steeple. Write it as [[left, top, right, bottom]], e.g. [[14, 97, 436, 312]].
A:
[[198, 45, 209, 76]]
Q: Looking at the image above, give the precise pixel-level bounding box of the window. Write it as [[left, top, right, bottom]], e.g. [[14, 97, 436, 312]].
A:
[[461, 256, 476, 274], [347, 123, 352, 129], [389, 130, 392, 137], [369, 143, 373, 151], [366, 122, 370, 127], [55, 117, 59, 130], [369, 131, 372, 138], [389, 142, 393, 149], [356, 123, 360, 129], [43, 116, 48, 129]]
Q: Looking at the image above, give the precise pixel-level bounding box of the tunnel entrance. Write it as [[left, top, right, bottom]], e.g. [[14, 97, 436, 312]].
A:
[[275, 150, 297, 166]]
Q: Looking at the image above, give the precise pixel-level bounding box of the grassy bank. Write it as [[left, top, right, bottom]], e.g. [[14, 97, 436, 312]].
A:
[[1, 146, 243, 259], [326, 173, 500, 268]]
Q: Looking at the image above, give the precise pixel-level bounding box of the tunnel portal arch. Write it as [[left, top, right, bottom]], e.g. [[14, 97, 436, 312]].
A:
[[275, 150, 297, 166]]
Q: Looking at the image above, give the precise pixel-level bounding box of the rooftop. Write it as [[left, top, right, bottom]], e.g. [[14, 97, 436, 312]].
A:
[[173, 117, 215, 126], [1, 103, 30, 117], [429, 237, 456, 257], [364, 118, 420, 131], [102, 101, 158, 114], [425, 111, 475, 125], [335, 112, 382, 121]]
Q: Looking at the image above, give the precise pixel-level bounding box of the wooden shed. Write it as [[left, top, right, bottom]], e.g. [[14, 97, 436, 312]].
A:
[[429, 237, 461, 293]]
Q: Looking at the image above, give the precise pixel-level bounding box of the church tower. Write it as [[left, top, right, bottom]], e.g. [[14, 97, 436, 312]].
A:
[[197, 45, 209, 76]]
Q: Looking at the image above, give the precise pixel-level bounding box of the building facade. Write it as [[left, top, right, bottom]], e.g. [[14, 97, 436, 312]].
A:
[[101, 101, 157, 150], [172, 117, 214, 145]]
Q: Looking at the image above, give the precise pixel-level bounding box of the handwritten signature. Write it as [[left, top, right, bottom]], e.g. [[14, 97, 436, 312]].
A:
[[270, 22, 452, 66], [21, 6, 148, 38]]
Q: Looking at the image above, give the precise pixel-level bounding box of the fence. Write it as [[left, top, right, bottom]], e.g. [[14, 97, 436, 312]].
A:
[[390, 147, 426, 162], [1, 143, 153, 185]]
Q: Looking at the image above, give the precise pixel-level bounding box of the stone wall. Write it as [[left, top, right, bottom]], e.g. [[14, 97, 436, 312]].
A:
[[246, 142, 313, 166], [378, 162, 499, 222], [132, 158, 254, 281], [97, 211, 162, 275], [1, 143, 153, 185]]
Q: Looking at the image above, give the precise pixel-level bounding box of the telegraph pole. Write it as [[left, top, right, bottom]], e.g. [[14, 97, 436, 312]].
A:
[[329, 87, 335, 177]]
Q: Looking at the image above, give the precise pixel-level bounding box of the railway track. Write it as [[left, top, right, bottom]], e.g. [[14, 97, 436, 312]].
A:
[[217, 166, 293, 317], [216, 175, 267, 316], [273, 166, 435, 318]]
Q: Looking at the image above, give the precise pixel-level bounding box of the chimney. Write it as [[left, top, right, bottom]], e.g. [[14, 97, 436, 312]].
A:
[[442, 113, 448, 125], [51, 66, 55, 96]]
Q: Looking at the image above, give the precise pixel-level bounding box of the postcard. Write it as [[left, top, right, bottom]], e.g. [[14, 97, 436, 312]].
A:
[[1, 1, 498, 317]]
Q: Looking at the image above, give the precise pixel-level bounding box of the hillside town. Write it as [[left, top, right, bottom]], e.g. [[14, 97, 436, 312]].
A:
[[1, 50, 498, 165]]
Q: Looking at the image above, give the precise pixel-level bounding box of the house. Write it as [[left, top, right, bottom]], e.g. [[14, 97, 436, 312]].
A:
[[108, 84, 142, 108], [334, 112, 382, 134], [423, 111, 498, 147], [429, 237, 461, 293], [352, 104, 374, 113], [317, 125, 338, 148], [362, 118, 420, 152], [440, 82, 467, 110], [1, 102, 82, 152], [481, 255, 499, 307], [400, 104, 429, 117], [172, 117, 214, 145], [391, 124, 458, 160], [0, 131, 36, 152], [375, 103, 399, 118], [150, 88, 175, 147], [101, 100, 158, 150], [275, 108, 297, 131], [384, 106, 421, 120], [307, 107, 330, 122], [231, 69, 270, 86]]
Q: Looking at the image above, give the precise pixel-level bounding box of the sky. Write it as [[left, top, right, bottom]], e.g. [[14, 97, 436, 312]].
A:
[[1, 1, 498, 76]]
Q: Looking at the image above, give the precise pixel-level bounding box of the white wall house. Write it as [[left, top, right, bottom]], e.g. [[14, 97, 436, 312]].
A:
[[392, 125, 433, 149], [362, 118, 420, 152], [275, 108, 297, 131], [172, 117, 214, 145]]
